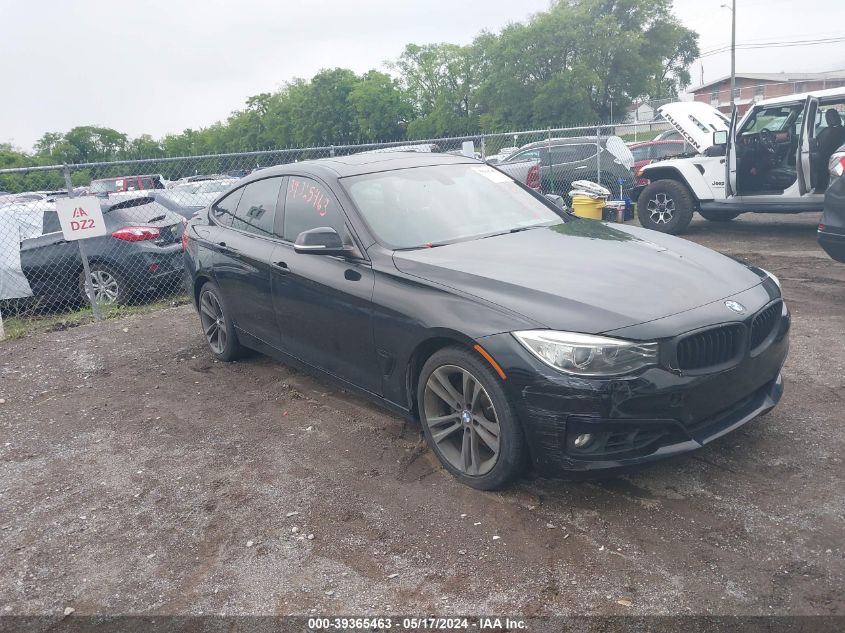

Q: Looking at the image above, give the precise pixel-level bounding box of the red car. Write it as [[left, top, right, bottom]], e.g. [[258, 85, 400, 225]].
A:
[[629, 139, 692, 186]]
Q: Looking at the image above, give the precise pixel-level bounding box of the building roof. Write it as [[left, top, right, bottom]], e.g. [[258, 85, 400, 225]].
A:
[[689, 71, 845, 93]]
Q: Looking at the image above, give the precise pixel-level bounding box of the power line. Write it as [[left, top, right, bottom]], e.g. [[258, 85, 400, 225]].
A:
[[699, 37, 845, 58]]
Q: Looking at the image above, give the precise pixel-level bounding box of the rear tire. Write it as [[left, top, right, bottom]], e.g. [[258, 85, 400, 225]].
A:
[[198, 281, 243, 362], [698, 209, 742, 222], [417, 346, 526, 490], [79, 264, 129, 306], [637, 179, 695, 234]]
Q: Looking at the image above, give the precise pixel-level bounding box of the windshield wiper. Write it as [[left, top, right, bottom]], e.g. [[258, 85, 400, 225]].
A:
[[396, 225, 547, 250]]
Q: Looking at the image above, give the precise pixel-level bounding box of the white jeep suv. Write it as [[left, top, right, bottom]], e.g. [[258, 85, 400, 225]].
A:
[[636, 88, 845, 234]]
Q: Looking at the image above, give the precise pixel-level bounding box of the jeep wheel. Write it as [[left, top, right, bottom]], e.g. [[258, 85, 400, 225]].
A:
[[637, 180, 695, 235], [698, 209, 742, 222]]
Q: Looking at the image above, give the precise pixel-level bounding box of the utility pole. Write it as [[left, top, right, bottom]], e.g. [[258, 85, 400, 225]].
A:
[[730, 0, 736, 109]]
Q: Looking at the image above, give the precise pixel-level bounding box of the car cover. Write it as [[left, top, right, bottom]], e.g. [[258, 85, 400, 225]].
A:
[[604, 136, 635, 170], [0, 202, 45, 300]]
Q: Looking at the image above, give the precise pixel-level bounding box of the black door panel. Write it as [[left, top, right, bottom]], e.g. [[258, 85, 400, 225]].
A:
[[271, 244, 378, 393]]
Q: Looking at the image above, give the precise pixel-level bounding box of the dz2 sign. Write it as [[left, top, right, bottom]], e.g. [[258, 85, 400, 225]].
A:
[[55, 196, 107, 241]]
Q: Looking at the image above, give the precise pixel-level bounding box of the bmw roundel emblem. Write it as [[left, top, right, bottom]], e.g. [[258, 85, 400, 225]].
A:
[[725, 300, 746, 313]]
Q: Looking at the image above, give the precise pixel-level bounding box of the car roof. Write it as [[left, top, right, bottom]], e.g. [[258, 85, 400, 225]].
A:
[[518, 136, 607, 151], [757, 86, 845, 108], [242, 152, 478, 180]]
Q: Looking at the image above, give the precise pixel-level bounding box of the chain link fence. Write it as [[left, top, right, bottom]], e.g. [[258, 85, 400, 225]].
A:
[[0, 120, 672, 339]]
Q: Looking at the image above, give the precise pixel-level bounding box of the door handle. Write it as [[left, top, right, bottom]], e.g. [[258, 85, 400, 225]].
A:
[[273, 261, 290, 274]]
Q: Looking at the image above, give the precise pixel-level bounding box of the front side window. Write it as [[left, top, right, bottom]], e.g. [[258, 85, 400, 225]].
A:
[[211, 187, 244, 227], [283, 176, 346, 241], [231, 177, 282, 237], [342, 163, 564, 249], [549, 145, 596, 164]]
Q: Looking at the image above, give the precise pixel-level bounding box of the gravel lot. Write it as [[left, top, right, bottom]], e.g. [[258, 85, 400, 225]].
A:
[[1, 212, 843, 619]]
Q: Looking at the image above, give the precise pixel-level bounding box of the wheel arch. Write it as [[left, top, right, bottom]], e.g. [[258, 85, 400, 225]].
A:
[[405, 330, 478, 420], [193, 274, 213, 308], [639, 165, 709, 202]]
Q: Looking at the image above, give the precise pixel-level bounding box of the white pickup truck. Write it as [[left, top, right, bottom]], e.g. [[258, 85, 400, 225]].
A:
[[636, 87, 845, 234]]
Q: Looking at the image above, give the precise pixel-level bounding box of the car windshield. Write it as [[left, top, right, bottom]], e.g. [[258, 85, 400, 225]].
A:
[[342, 163, 564, 249]]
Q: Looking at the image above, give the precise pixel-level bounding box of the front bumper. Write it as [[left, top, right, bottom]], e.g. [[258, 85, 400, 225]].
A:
[[478, 297, 790, 477]]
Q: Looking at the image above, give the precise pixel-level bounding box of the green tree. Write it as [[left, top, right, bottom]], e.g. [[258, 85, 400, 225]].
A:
[[392, 43, 483, 137], [348, 70, 411, 141]]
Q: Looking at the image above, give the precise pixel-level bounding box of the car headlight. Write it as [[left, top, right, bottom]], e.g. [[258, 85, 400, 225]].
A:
[[513, 330, 658, 376], [759, 267, 781, 291]]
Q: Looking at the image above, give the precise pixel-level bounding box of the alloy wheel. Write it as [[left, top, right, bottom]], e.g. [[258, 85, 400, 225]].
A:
[[647, 193, 675, 224], [199, 290, 227, 355], [88, 270, 120, 304], [422, 365, 501, 476]]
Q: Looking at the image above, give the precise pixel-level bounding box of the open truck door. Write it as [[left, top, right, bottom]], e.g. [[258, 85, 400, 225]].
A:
[[798, 95, 819, 194], [725, 106, 738, 197]]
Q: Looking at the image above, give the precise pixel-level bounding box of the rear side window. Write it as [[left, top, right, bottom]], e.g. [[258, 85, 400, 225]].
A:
[[231, 177, 282, 237], [549, 144, 596, 164], [211, 188, 244, 227], [42, 210, 61, 234], [507, 148, 542, 164], [283, 176, 345, 241]]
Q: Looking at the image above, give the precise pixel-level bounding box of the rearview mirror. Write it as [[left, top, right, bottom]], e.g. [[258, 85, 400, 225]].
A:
[[712, 130, 728, 146], [294, 226, 352, 256]]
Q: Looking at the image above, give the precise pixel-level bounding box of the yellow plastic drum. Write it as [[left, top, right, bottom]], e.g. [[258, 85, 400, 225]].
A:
[[570, 196, 605, 220]]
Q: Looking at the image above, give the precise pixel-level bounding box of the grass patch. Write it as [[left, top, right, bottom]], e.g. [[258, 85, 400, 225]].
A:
[[1, 293, 191, 342]]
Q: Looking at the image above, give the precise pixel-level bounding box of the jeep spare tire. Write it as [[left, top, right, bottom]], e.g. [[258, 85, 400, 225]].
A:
[[637, 180, 695, 235]]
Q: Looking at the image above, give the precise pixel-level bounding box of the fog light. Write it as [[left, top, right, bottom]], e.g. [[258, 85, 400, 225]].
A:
[[573, 433, 593, 449]]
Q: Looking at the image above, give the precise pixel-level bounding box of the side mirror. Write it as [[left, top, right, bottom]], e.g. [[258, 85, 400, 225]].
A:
[[545, 193, 566, 208], [294, 226, 351, 256], [712, 130, 728, 146]]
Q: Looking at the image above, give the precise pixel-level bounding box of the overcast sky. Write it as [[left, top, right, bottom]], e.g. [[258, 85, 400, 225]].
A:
[[2, 0, 843, 151]]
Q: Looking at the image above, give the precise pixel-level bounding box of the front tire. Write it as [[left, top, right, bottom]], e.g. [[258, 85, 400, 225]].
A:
[[417, 346, 526, 490], [637, 179, 695, 234], [197, 281, 243, 362], [698, 209, 742, 222]]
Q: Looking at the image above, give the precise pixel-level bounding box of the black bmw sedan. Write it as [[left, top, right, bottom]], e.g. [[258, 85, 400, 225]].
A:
[[183, 153, 789, 490]]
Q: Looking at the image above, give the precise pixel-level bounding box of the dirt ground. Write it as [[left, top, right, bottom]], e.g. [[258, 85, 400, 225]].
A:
[[1, 212, 843, 619]]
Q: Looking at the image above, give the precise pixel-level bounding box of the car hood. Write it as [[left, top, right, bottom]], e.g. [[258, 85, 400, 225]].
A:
[[658, 101, 730, 154], [392, 221, 764, 335]]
